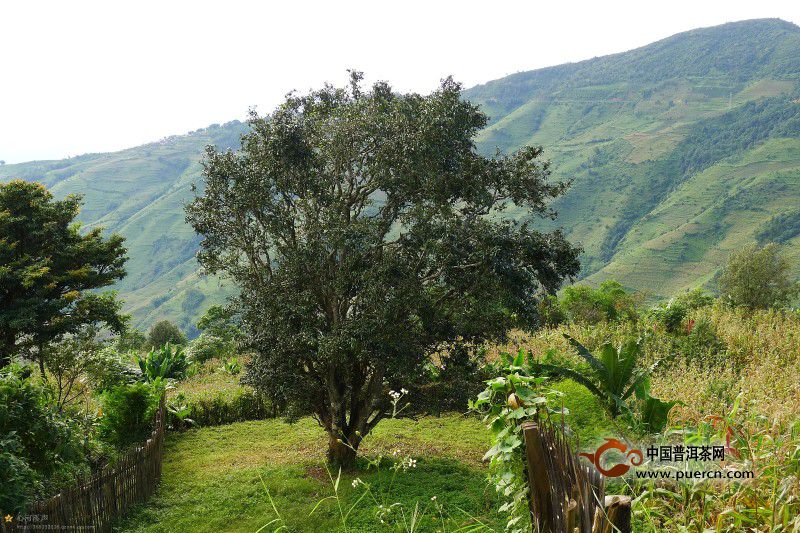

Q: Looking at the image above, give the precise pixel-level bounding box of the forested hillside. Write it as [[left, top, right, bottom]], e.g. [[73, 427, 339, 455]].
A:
[[3, 18, 799, 332]]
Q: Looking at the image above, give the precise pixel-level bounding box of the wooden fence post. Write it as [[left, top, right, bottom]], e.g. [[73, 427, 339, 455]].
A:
[[592, 495, 631, 533], [522, 421, 555, 531]]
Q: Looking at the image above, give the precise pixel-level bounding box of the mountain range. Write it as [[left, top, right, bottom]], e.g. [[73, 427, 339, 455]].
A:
[[3, 18, 799, 335]]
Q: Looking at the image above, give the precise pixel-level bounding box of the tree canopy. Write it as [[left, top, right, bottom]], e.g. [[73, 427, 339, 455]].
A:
[[147, 319, 187, 348], [718, 242, 799, 309], [186, 73, 580, 464], [0, 181, 127, 367]]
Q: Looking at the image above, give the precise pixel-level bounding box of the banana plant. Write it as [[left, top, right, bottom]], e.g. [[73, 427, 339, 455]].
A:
[[137, 343, 188, 382], [532, 335, 675, 431]]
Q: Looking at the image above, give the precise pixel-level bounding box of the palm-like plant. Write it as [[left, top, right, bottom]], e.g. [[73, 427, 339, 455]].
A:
[[532, 335, 673, 430], [137, 343, 188, 382]]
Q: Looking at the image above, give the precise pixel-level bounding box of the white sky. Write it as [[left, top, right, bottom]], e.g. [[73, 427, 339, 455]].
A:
[[1, 0, 799, 163]]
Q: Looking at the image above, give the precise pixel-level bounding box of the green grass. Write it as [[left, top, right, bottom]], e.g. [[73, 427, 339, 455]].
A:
[[119, 379, 616, 532], [117, 416, 504, 532], [552, 379, 617, 447]]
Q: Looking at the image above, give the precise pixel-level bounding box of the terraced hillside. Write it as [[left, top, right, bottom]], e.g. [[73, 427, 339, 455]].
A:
[[2, 18, 799, 331], [464, 18, 800, 293]]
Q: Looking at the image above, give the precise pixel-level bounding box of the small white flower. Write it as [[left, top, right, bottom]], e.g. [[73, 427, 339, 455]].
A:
[[351, 478, 362, 488], [400, 388, 408, 394], [430, 495, 437, 501]]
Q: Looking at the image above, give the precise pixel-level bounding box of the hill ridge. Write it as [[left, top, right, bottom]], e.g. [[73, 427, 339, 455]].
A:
[[2, 20, 799, 332]]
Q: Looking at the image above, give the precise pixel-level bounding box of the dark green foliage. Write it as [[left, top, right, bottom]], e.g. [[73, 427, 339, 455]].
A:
[[0, 365, 90, 512], [147, 320, 187, 348], [0, 181, 127, 367], [196, 305, 238, 342], [187, 305, 239, 363], [187, 73, 580, 464], [559, 280, 637, 325], [137, 343, 188, 381], [98, 382, 161, 448], [678, 317, 728, 368], [757, 209, 800, 244], [537, 295, 567, 327], [674, 94, 800, 176], [650, 300, 688, 334], [182, 389, 273, 427], [635, 380, 678, 434], [412, 346, 487, 416], [718, 243, 799, 309]]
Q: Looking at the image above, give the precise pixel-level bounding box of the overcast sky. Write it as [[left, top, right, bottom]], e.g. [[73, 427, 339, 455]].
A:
[[1, 0, 799, 163]]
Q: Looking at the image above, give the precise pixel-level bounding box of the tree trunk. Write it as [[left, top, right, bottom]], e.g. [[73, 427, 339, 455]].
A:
[[327, 433, 358, 468]]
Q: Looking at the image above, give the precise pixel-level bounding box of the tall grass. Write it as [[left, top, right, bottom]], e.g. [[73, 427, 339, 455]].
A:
[[488, 304, 800, 531]]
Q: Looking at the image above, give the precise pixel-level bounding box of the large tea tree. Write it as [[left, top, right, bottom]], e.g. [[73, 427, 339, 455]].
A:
[[186, 74, 580, 465], [0, 181, 127, 368]]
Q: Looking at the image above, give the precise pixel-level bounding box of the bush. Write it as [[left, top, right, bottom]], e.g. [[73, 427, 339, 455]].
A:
[[91, 347, 141, 391], [137, 343, 188, 381], [537, 295, 567, 327], [186, 333, 233, 364], [679, 316, 727, 368], [650, 299, 688, 334], [718, 242, 799, 310], [147, 320, 187, 348], [182, 388, 273, 426], [98, 382, 161, 448], [0, 365, 90, 512], [560, 280, 637, 325], [675, 288, 715, 310]]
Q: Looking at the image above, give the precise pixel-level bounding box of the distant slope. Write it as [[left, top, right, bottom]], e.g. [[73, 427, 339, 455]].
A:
[[0, 123, 246, 335], [464, 18, 800, 295], [3, 19, 800, 331]]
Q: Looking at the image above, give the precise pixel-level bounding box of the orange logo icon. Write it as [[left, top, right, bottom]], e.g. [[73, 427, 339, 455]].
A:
[[579, 438, 643, 477]]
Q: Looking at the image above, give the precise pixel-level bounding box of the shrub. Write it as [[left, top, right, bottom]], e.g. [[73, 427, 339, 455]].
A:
[[183, 388, 273, 426], [537, 294, 567, 327], [137, 343, 188, 382], [560, 280, 637, 325], [674, 288, 715, 310], [678, 316, 727, 368], [718, 242, 799, 310], [0, 364, 90, 512], [147, 320, 187, 348], [186, 333, 232, 364], [470, 349, 563, 531], [98, 382, 161, 448], [650, 299, 688, 334], [220, 357, 241, 375], [90, 347, 141, 391]]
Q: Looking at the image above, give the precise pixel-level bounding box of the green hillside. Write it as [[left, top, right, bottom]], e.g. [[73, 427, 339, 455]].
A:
[[0, 123, 246, 335], [465, 18, 800, 295], [3, 18, 800, 332]]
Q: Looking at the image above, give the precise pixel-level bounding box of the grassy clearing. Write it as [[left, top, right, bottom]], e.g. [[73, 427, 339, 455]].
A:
[[118, 416, 504, 532], [121, 381, 616, 532]]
